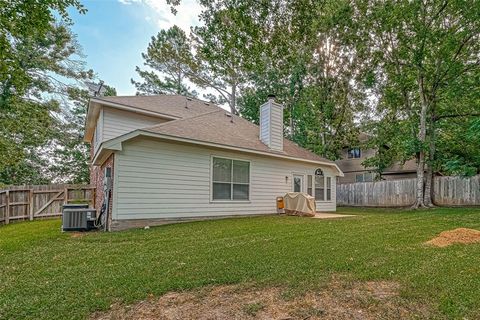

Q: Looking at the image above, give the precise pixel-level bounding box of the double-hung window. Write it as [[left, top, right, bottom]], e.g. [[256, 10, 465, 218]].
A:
[[315, 175, 325, 201], [212, 157, 250, 201]]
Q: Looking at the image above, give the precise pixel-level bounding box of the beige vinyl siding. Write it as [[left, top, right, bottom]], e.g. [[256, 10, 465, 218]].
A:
[[102, 107, 166, 142], [259, 104, 270, 145], [269, 103, 283, 151], [113, 138, 336, 220], [259, 101, 283, 151], [93, 109, 104, 154]]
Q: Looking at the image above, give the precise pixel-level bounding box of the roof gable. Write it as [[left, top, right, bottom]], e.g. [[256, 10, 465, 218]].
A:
[[85, 95, 222, 142]]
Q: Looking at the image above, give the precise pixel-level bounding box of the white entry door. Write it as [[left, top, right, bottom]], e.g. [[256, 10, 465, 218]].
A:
[[293, 175, 304, 193]]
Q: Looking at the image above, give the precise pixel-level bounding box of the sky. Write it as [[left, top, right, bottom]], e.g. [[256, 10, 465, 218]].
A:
[[69, 0, 202, 95]]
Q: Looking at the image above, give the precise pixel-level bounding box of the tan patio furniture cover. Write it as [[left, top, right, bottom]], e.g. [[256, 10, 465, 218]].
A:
[[283, 192, 316, 217]]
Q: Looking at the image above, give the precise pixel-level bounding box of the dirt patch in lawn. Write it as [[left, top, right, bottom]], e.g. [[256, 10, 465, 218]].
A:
[[70, 232, 87, 238], [91, 278, 431, 320], [426, 228, 480, 247]]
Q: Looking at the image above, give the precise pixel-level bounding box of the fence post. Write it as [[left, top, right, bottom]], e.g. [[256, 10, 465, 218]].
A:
[[64, 186, 68, 205], [5, 190, 9, 224], [29, 189, 34, 221]]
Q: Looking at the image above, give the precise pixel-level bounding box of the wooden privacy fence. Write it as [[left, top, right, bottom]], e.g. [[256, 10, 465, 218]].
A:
[[0, 184, 95, 225], [337, 175, 480, 207]]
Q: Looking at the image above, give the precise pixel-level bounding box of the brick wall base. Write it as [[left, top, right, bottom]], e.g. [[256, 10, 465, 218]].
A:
[[90, 154, 115, 230]]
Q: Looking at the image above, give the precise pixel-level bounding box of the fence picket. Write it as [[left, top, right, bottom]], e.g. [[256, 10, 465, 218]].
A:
[[337, 175, 480, 207], [0, 184, 94, 225]]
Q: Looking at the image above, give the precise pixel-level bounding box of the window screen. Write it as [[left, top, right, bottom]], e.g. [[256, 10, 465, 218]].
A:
[[315, 176, 325, 201], [212, 157, 250, 201], [307, 175, 313, 196]]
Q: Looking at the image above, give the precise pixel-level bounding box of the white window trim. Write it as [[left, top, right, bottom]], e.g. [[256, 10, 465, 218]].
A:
[[210, 155, 251, 203]]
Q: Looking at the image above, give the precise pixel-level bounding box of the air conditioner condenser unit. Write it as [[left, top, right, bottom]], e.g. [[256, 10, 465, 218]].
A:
[[62, 207, 97, 231]]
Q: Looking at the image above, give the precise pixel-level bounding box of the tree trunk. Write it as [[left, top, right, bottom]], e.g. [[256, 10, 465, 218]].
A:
[[290, 103, 295, 137], [424, 164, 434, 206], [413, 75, 428, 208], [177, 69, 182, 94], [424, 114, 436, 207], [230, 82, 238, 115]]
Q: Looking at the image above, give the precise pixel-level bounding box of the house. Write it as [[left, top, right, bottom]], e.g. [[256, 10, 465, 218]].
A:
[[335, 133, 417, 184], [84, 95, 343, 231]]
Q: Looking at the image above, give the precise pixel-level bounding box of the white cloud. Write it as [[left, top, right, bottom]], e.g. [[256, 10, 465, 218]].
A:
[[118, 0, 141, 4], [118, 0, 202, 33]]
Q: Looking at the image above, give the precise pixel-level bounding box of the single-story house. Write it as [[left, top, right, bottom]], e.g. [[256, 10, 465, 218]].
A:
[[84, 95, 344, 231]]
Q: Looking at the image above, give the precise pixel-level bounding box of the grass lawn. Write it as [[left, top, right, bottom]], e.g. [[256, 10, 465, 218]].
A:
[[1, 207, 480, 319]]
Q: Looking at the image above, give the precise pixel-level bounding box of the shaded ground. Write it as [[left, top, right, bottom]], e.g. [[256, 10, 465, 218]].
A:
[[425, 228, 480, 247], [92, 277, 430, 320]]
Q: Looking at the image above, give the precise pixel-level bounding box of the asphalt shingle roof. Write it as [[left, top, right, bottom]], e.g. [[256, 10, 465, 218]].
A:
[[94, 95, 221, 119], [141, 109, 334, 164]]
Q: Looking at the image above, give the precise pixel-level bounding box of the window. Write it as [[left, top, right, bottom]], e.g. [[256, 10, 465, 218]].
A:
[[293, 175, 304, 192], [347, 148, 361, 159], [307, 175, 313, 196], [104, 167, 112, 178], [313, 169, 333, 201], [355, 172, 374, 182], [212, 157, 250, 201], [315, 175, 325, 201]]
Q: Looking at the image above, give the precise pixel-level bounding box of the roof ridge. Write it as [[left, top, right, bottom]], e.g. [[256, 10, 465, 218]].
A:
[[97, 94, 222, 108]]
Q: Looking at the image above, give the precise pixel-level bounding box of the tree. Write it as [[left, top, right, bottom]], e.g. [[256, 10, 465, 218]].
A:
[[132, 25, 197, 96], [188, 3, 262, 114], [49, 83, 117, 184], [349, 0, 480, 207], [235, 0, 364, 158], [0, 0, 86, 105], [0, 1, 93, 185], [161, 0, 363, 157]]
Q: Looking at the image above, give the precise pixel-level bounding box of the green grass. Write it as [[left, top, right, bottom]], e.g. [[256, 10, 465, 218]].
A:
[[243, 302, 265, 316], [1, 207, 480, 319]]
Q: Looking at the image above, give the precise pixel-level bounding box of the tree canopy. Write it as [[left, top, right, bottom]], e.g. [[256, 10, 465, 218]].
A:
[[0, 1, 110, 186]]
